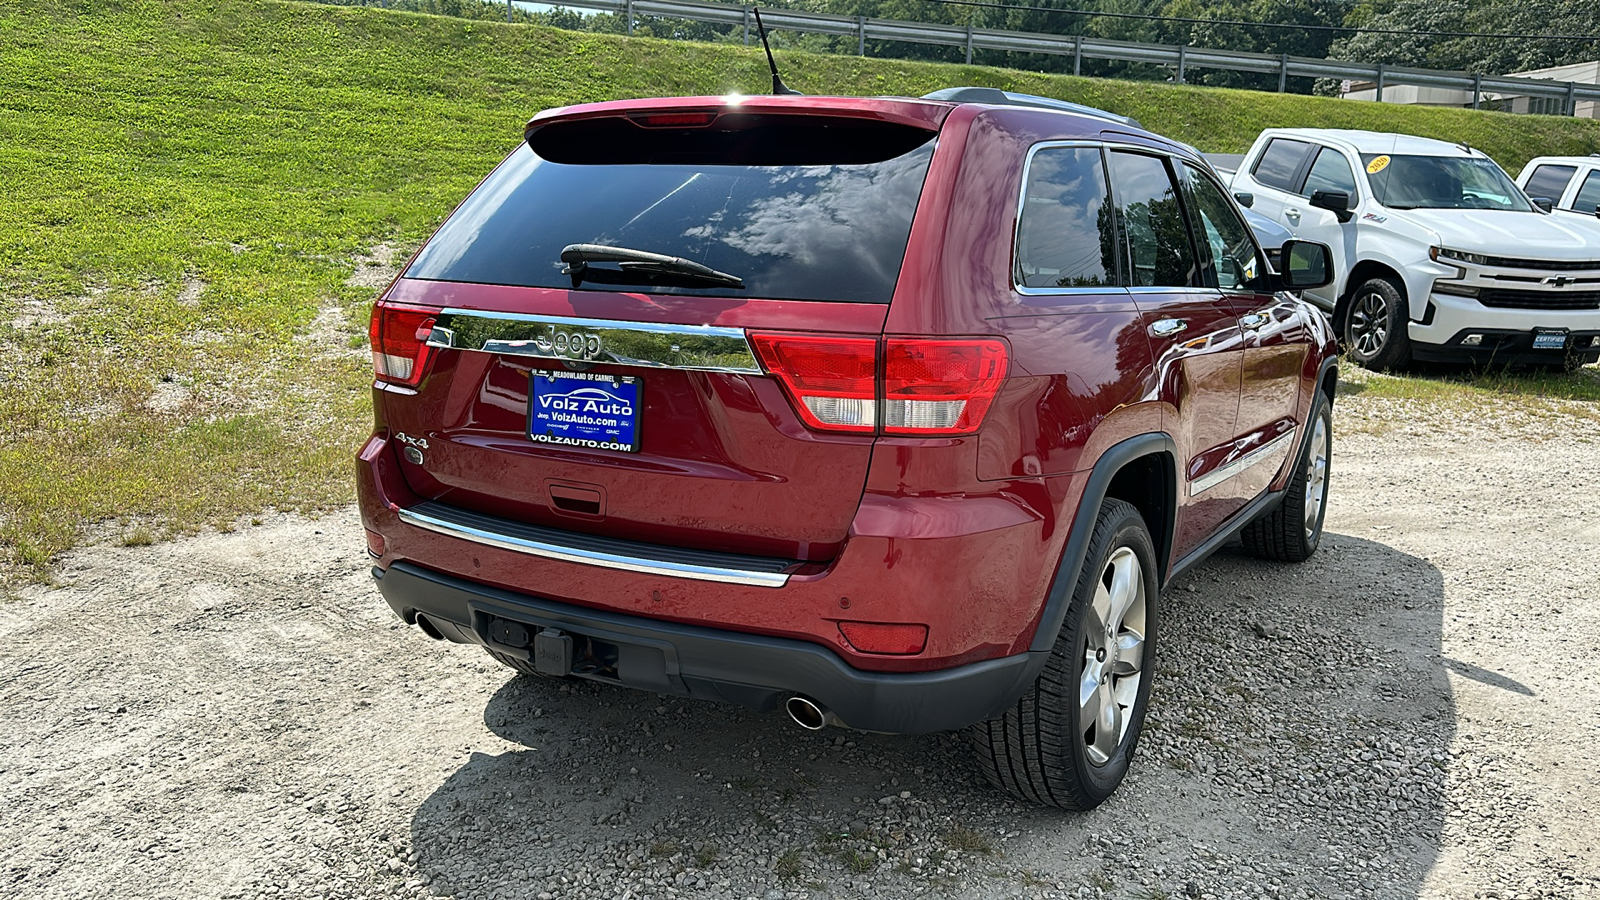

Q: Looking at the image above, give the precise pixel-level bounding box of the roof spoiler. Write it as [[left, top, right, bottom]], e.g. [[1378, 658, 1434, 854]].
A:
[[920, 87, 1140, 128]]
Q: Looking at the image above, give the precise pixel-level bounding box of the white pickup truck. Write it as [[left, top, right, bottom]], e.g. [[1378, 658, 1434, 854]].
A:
[[1226, 128, 1600, 370]]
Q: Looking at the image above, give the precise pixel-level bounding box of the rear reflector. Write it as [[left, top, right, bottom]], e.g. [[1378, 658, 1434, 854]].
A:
[[838, 621, 929, 655], [750, 333, 1008, 436], [364, 528, 386, 558], [369, 301, 438, 388]]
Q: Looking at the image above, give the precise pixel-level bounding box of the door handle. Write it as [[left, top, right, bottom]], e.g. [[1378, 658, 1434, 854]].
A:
[[1241, 312, 1271, 330], [1149, 318, 1188, 337], [1285, 207, 1301, 219]]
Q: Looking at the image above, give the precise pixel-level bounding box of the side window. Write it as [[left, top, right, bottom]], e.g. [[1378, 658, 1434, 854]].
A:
[[1015, 146, 1117, 289], [1251, 138, 1313, 192], [1524, 164, 1578, 203], [1107, 151, 1199, 288], [1302, 148, 1358, 200], [1180, 163, 1267, 293], [1572, 170, 1600, 213]]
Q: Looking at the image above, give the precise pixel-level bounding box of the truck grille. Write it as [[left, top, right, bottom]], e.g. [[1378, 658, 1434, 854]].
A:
[[1477, 255, 1600, 271], [1478, 288, 1600, 310]]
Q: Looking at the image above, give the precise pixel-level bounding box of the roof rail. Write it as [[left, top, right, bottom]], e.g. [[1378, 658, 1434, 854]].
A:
[[920, 87, 1141, 128]]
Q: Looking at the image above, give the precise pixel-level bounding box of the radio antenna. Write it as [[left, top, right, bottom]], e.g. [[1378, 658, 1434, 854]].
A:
[[753, 9, 801, 96]]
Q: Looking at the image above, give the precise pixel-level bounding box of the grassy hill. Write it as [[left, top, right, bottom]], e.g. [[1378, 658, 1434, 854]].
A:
[[3, 0, 1599, 581]]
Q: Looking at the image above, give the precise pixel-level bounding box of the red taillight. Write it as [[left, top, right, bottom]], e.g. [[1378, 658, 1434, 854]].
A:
[[838, 621, 929, 655], [750, 333, 1008, 436], [368, 301, 437, 388], [629, 111, 719, 128], [749, 333, 878, 433], [883, 339, 1008, 435]]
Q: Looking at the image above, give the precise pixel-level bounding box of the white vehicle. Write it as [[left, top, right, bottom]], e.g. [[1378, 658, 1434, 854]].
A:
[[1515, 155, 1600, 221], [1229, 129, 1600, 370]]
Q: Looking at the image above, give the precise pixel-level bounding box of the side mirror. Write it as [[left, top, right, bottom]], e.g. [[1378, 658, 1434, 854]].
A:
[[1532, 196, 1555, 213], [1593, 204, 1599, 219], [1233, 191, 1254, 208], [1275, 239, 1333, 291], [1309, 189, 1354, 222]]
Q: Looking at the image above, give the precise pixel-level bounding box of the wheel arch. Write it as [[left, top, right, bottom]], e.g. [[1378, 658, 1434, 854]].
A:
[[1335, 259, 1408, 332], [1027, 433, 1177, 654]]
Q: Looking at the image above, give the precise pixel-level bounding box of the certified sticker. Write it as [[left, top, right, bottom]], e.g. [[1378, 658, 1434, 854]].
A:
[[1366, 155, 1391, 174]]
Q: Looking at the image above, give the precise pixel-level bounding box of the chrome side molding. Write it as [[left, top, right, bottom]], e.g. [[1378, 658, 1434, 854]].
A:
[[425, 309, 762, 374], [1189, 428, 1297, 496], [398, 506, 792, 588]]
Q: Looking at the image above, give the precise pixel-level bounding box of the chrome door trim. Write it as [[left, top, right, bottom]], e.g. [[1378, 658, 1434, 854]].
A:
[[1189, 428, 1297, 497], [425, 309, 762, 374], [398, 507, 792, 588]]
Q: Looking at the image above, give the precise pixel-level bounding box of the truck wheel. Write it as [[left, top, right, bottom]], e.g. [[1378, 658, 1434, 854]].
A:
[[1241, 394, 1331, 562], [1344, 277, 1411, 371], [970, 499, 1158, 810]]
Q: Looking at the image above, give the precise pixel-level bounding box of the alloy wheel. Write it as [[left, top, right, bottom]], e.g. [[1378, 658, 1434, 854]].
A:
[[1348, 290, 1389, 358], [1079, 546, 1148, 767], [1304, 412, 1330, 541]]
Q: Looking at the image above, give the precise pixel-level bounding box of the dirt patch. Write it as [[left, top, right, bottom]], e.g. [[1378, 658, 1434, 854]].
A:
[[3, 397, 1598, 900], [346, 243, 401, 291]]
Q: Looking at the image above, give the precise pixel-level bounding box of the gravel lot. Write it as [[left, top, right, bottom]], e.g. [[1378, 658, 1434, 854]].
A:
[[4, 387, 1598, 900]]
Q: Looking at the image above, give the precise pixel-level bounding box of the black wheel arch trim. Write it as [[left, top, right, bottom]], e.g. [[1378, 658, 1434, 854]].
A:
[[1025, 432, 1178, 655]]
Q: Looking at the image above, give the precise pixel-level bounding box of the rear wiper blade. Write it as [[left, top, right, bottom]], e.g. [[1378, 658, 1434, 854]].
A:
[[560, 243, 744, 289]]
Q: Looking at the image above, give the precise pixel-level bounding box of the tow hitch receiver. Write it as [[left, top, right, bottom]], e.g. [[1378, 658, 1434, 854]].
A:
[[534, 628, 574, 676]]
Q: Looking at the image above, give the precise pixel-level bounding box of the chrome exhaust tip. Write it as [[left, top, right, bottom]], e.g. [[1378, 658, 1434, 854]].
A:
[[785, 695, 829, 730]]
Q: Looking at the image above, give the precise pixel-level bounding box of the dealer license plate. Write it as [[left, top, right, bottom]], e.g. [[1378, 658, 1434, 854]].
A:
[[529, 371, 641, 453], [1532, 330, 1568, 351]]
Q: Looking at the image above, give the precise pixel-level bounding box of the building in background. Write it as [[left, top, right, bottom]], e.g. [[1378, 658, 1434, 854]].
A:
[[1341, 60, 1600, 117]]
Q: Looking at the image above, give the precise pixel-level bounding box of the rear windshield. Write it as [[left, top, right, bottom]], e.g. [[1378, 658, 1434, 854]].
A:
[[406, 125, 937, 304]]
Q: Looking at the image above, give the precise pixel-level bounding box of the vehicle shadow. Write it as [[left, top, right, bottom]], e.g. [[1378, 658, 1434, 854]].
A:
[[409, 532, 1453, 899]]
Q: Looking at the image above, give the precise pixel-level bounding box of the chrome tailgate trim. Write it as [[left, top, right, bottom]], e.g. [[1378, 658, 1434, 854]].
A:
[[425, 309, 762, 374]]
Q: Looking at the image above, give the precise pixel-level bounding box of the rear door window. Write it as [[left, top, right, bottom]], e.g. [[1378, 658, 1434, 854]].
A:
[[1015, 146, 1117, 289], [406, 123, 937, 304], [1524, 164, 1578, 203], [1107, 151, 1200, 288], [1301, 148, 1358, 201], [1251, 139, 1313, 192], [1568, 169, 1600, 213]]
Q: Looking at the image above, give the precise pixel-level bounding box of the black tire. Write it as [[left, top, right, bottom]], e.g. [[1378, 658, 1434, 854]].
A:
[[1343, 276, 1411, 371], [1241, 393, 1332, 563], [969, 499, 1158, 810]]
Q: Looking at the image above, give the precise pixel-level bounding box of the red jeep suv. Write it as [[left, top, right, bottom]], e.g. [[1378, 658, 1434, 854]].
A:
[[357, 88, 1338, 810]]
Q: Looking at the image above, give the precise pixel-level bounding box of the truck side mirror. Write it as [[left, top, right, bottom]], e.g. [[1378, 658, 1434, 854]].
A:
[[1531, 196, 1555, 213], [1233, 191, 1254, 208], [1274, 239, 1333, 291], [1309, 190, 1353, 222]]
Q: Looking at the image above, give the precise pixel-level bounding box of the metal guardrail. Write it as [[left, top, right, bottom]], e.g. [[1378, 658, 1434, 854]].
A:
[[498, 0, 1600, 114]]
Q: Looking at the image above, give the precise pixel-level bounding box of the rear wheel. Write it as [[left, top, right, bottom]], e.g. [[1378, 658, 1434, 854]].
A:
[[970, 499, 1158, 810], [1344, 277, 1411, 371], [1241, 394, 1331, 562]]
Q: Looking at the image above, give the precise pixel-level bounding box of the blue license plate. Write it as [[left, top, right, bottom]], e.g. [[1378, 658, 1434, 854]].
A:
[[529, 371, 641, 453], [1532, 330, 1568, 350]]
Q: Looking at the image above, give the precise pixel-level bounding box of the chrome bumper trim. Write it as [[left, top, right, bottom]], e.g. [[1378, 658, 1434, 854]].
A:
[[397, 508, 791, 588], [1189, 428, 1297, 497], [425, 309, 762, 374]]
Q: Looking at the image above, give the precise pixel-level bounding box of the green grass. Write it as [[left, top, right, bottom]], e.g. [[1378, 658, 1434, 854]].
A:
[[4, 0, 1600, 580]]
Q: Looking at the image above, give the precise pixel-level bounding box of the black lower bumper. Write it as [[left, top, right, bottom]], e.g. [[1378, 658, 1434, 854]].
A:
[[1414, 328, 1600, 367], [373, 562, 1043, 734]]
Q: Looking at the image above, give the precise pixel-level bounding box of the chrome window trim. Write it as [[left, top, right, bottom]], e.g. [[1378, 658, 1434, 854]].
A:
[[1189, 429, 1298, 497], [398, 507, 791, 588], [1013, 140, 1118, 298], [425, 309, 762, 374]]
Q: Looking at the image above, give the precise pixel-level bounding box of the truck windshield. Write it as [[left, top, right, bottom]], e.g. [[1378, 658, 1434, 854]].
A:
[[1361, 154, 1530, 212]]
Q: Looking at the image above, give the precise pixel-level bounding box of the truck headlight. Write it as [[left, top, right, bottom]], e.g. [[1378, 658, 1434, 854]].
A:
[[1429, 247, 1493, 266]]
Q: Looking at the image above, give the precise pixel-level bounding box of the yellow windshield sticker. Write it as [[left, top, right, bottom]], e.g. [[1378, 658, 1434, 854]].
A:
[[1366, 155, 1391, 174]]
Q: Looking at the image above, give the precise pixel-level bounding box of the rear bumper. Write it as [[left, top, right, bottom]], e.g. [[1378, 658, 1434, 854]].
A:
[[374, 561, 1042, 733]]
